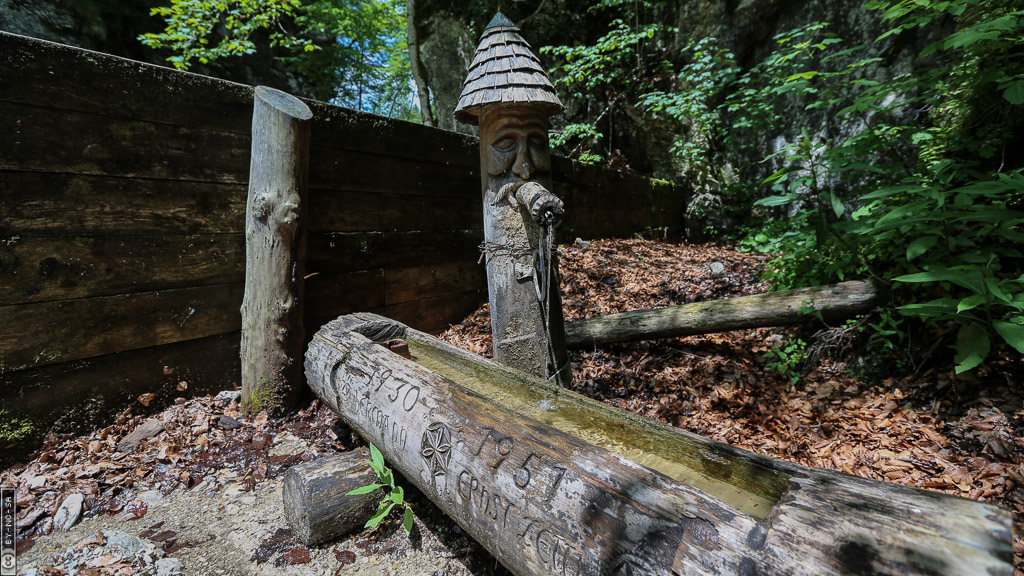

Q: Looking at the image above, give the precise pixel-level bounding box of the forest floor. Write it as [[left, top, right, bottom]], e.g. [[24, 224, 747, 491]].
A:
[[5, 238, 1023, 575]]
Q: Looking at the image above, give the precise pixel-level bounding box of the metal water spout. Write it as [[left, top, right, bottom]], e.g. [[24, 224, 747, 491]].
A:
[[454, 13, 571, 385]]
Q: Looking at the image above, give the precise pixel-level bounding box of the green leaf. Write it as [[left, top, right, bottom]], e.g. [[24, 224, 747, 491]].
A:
[[893, 269, 984, 293], [346, 483, 384, 496], [785, 71, 819, 81], [370, 443, 385, 477], [985, 277, 1011, 303], [906, 236, 938, 261], [390, 485, 405, 505], [755, 194, 799, 207], [365, 501, 394, 529], [994, 320, 1024, 354], [828, 190, 845, 218], [957, 294, 987, 313], [403, 506, 414, 534], [954, 323, 989, 374]]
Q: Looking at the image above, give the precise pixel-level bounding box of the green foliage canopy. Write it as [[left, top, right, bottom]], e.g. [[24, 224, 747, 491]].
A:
[[139, 0, 417, 119]]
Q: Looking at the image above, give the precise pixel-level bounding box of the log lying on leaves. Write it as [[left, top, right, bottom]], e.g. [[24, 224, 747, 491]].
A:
[[282, 447, 381, 545], [305, 312, 1011, 576], [566, 280, 879, 348]]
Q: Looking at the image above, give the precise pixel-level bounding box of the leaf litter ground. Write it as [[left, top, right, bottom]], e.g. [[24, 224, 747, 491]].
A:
[[5, 238, 1023, 575]]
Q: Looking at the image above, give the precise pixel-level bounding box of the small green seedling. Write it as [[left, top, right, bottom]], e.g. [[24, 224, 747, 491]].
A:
[[347, 443, 414, 534]]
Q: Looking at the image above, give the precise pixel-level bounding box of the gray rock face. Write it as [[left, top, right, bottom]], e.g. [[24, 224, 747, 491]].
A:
[[685, 192, 731, 243], [419, 17, 477, 135]]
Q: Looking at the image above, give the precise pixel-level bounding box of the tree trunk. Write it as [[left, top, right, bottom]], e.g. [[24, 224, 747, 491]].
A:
[[303, 312, 1011, 576], [240, 86, 312, 415], [406, 0, 434, 127], [566, 280, 879, 348], [282, 448, 382, 545]]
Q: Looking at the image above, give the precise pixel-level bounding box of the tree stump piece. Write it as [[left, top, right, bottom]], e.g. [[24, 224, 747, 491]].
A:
[[282, 448, 381, 545]]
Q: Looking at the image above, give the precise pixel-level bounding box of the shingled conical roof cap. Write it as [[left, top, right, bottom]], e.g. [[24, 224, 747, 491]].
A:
[[454, 12, 564, 125]]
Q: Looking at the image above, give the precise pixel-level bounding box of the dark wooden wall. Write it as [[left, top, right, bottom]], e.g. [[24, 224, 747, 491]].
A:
[[0, 31, 683, 455]]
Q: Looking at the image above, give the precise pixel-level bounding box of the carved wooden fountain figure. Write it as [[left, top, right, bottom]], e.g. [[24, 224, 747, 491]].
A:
[[455, 12, 571, 385]]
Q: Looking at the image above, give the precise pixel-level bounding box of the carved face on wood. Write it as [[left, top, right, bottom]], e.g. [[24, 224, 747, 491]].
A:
[[480, 106, 552, 189]]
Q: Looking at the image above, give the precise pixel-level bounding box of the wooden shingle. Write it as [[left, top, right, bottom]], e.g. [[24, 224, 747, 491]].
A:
[[454, 12, 563, 125]]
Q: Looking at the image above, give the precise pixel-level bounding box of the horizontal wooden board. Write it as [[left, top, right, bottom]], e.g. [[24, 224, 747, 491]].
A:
[[0, 33, 479, 167], [307, 188, 483, 233], [0, 235, 245, 305], [0, 332, 240, 467], [306, 229, 483, 275], [558, 177, 683, 240], [1, 101, 251, 183], [369, 289, 486, 335], [0, 32, 254, 134], [0, 283, 243, 373], [304, 269, 385, 324], [0, 172, 248, 236], [309, 147, 479, 197], [309, 102, 478, 167], [384, 261, 486, 305]]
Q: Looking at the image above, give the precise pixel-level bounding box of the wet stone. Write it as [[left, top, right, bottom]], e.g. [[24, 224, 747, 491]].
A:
[[218, 415, 243, 430]]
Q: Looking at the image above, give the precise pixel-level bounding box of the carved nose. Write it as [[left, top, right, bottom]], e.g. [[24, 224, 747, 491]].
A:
[[512, 146, 533, 179]]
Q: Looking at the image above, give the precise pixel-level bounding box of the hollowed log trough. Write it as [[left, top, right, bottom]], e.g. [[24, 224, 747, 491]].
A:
[[305, 313, 1012, 576]]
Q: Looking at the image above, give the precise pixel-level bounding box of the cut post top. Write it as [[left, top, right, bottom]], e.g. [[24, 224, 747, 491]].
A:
[[254, 85, 313, 121]]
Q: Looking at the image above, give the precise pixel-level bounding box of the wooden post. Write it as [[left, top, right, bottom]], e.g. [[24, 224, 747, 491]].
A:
[[454, 13, 571, 384], [565, 280, 880, 348], [304, 312, 1012, 576], [240, 86, 312, 415]]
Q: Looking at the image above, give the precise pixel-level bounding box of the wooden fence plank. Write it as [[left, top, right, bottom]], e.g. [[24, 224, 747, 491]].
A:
[[370, 289, 486, 335], [304, 270, 386, 323], [309, 103, 478, 167], [0, 333, 240, 467], [309, 147, 479, 196], [0, 34, 478, 167], [306, 229, 483, 275], [307, 189, 482, 233], [1, 102, 250, 183], [384, 261, 486, 305], [0, 32, 254, 133], [0, 172, 248, 236], [0, 283, 243, 373], [0, 235, 244, 305]]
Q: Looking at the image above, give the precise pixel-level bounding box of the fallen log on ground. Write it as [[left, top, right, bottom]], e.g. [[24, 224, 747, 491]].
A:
[[282, 447, 381, 545], [304, 312, 1011, 576], [565, 280, 879, 348]]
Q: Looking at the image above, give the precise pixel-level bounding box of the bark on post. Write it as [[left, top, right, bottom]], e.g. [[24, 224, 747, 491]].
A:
[[566, 280, 880, 348], [455, 13, 571, 385], [241, 86, 312, 415], [304, 313, 1012, 576]]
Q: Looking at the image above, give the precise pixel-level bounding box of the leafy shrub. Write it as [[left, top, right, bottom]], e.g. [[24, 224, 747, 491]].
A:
[[347, 443, 414, 534]]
